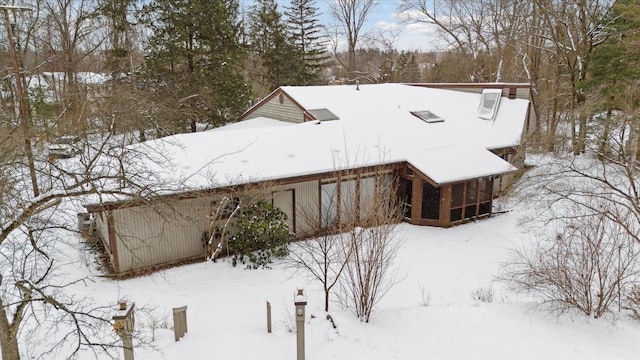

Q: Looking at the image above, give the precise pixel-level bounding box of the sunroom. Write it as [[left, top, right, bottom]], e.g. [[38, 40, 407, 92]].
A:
[[398, 145, 516, 227]]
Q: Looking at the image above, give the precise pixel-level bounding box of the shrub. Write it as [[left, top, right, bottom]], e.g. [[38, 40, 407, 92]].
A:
[[502, 211, 640, 318], [228, 200, 293, 269], [625, 285, 640, 320], [472, 285, 494, 303]]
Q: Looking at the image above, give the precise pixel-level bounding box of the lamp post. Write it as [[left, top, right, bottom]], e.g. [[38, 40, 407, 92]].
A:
[[113, 301, 135, 360], [295, 288, 307, 360], [1, 3, 39, 197]]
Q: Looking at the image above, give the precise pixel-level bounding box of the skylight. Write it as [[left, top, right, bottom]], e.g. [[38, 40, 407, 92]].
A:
[[308, 108, 339, 121], [477, 89, 502, 120], [411, 110, 444, 123]]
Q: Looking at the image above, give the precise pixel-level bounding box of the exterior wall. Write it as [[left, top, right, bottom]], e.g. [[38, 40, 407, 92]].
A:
[[112, 197, 210, 272], [413, 83, 531, 100], [245, 94, 305, 123], [273, 179, 320, 237], [105, 180, 320, 273], [93, 211, 112, 258]]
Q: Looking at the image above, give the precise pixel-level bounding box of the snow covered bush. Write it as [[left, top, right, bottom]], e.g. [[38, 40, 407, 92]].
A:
[[228, 200, 292, 269], [502, 210, 640, 318], [472, 285, 494, 303]]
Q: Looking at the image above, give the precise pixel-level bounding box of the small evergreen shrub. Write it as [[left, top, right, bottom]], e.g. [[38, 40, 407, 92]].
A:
[[626, 285, 640, 320], [228, 200, 293, 269]]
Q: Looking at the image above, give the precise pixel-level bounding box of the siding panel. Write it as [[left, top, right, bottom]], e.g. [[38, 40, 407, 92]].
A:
[[246, 96, 304, 123], [112, 197, 211, 272]]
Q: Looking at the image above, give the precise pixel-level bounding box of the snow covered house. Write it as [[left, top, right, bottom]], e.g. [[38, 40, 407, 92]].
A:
[[86, 83, 535, 274]]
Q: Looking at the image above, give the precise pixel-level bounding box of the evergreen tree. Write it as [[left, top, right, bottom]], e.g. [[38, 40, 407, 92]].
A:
[[585, 0, 640, 158], [586, 0, 640, 105], [246, 0, 298, 94], [284, 0, 330, 85], [140, 0, 250, 132]]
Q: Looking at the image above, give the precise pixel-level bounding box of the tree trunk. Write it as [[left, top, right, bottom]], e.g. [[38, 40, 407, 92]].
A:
[[597, 110, 612, 160], [324, 287, 329, 312], [0, 330, 20, 360], [0, 300, 20, 360]]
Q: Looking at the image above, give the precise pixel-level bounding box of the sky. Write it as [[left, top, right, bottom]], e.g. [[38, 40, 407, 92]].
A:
[[240, 0, 443, 52]]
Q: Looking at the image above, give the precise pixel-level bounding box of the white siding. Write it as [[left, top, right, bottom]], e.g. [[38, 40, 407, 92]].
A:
[[112, 197, 210, 272]]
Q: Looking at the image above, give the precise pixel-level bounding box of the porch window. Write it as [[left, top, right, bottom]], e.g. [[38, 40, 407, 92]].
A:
[[449, 177, 493, 223], [398, 177, 413, 219], [421, 181, 440, 220]]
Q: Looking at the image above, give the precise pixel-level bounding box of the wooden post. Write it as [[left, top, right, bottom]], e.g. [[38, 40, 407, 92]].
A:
[[266, 301, 272, 333], [173, 306, 188, 341], [113, 302, 135, 360]]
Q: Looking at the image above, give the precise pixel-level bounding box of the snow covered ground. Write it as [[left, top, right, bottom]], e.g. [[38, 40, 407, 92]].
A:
[[49, 201, 640, 360]]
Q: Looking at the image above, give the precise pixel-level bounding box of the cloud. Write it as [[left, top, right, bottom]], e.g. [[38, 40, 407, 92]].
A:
[[393, 9, 430, 23], [374, 21, 402, 32], [406, 22, 438, 36]]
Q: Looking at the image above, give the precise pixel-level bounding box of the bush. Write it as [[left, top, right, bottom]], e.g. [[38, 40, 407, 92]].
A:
[[625, 285, 640, 320], [472, 285, 494, 303], [502, 211, 640, 318], [228, 200, 293, 269]]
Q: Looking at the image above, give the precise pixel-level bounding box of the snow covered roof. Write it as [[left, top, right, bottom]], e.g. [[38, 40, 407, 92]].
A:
[[117, 83, 529, 197]]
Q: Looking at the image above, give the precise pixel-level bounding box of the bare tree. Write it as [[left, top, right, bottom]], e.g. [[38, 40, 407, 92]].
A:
[[0, 128, 172, 358], [338, 170, 403, 322], [40, 0, 107, 134], [328, 0, 377, 80], [501, 206, 640, 318], [286, 190, 353, 312]]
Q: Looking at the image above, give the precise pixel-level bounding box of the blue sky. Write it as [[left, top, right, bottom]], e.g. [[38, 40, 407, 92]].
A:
[[240, 0, 442, 51]]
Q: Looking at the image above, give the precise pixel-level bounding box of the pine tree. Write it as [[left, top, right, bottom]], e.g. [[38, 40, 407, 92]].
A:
[[586, 0, 640, 103], [586, 0, 640, 159], [141, 0, 250, 132], [246, 0, 298, 94], [284, 0, 330, 85]]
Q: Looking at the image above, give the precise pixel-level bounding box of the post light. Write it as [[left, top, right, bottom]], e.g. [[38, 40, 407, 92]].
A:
[[113, 301, 135, 360], [294, 288, 307, 360]]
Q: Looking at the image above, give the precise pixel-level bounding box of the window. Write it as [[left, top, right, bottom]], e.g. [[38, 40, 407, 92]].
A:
[[321, 182, 338, 227], [398, 177, 413, 219], [451, 183, 464, 208], [477, 89, 502, 120], [421, 181, 440, 220], [340, 179, 357, 224], [449, 177, 493, 223], [478, 177, 492, 202], [360, 176, 375, 220], [411, 110, 444, 123]]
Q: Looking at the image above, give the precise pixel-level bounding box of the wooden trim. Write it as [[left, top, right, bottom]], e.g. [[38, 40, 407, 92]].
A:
[[408, 82, 531, 89], [107, 210, 119, 273], [508, 87, 517, 99], [406, 163, 438, 187], [441, 184, 452, 226], [410, 177, 420, 224]]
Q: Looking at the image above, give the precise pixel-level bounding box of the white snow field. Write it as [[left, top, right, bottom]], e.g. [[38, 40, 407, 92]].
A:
[[44, 203, 640, 360]]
